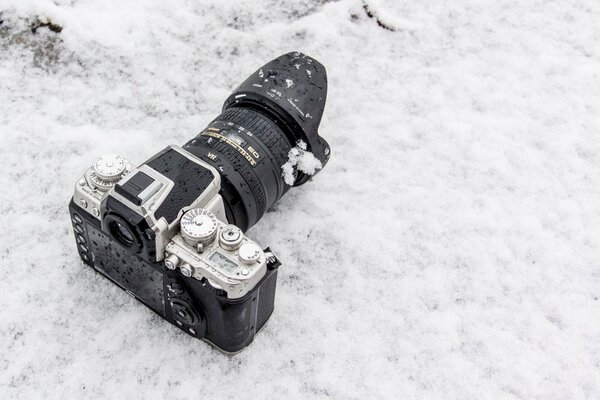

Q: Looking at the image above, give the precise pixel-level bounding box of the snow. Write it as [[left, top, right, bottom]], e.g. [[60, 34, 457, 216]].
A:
[[1, 0, 600, 399], [282, 140, 323, 185]]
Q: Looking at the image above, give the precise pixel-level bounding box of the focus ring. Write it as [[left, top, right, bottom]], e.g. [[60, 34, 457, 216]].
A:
[[218, 108, 293, 197], [219, 107, 292, 169]]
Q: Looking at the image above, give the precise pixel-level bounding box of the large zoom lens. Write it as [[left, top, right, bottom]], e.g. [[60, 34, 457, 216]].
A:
[[183, 52, 331, 232], [184, 107, 293, 231]]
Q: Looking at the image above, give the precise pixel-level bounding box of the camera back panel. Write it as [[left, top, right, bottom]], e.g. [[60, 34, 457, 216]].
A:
[[69, 199, 279, 353]]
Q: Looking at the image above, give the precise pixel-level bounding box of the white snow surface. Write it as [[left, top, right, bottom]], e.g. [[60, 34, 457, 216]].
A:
[[282, 140, 323, 185], [1, 0, 600, 399]]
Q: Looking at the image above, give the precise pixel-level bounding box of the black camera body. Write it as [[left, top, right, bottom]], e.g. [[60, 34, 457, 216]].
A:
[[68, 53, 329, 353], [69, 198, 280, 352]]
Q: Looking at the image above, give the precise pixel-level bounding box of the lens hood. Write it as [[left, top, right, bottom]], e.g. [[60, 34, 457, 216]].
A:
[[223, 52, 330, 186]]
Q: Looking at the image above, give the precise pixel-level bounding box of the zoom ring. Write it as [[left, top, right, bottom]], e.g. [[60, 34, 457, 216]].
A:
[[192, 135, 268, 220]]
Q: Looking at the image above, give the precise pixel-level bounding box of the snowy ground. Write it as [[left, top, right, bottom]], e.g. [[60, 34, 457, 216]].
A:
[[1, 0, 599, 399]]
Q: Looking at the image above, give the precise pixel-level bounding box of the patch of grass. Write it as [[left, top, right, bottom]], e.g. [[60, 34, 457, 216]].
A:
[[0, 16, 66, 70]]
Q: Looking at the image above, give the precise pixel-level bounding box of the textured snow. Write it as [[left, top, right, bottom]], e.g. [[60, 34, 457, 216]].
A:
[[282, 140, 323, 185], [1, 0, 600, 399]]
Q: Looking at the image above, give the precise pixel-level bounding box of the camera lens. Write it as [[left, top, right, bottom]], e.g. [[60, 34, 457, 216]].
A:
[[184, 107, 294, 231], [182, 53, 330, 232]]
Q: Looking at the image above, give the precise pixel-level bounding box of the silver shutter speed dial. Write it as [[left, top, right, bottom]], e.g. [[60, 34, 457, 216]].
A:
[[180, 208, 218, 246], [238, 242, 262, 264]]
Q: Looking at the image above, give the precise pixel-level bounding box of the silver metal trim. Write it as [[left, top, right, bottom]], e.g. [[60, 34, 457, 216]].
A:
[[165, 210, 267, 299], [73, 146, 232, 263]]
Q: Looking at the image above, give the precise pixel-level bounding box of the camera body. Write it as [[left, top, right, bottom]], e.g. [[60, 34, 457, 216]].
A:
[[68, 52, 330, 353], [70, 146, 280, 353]]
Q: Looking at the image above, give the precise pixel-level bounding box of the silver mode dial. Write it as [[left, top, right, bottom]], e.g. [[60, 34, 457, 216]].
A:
[[180, 208, 218, 246]]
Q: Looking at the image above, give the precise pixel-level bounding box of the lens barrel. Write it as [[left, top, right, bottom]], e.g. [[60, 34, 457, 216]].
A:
[[184, 107, 293, 231], [184, 52, 329, 232]]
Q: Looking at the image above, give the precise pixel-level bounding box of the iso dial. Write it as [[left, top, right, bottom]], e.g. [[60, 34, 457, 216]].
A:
[[89, 154, 128, 191]]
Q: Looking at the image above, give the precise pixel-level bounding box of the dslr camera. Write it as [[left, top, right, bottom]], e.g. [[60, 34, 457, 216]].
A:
[[68, 53, 330, 353]]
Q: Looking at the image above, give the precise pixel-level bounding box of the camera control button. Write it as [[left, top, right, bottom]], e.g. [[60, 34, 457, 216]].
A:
[[238, 243, 262, 264], [72, 214, 82, 224], [170, 300, 198, 325], [164, 254, 179, 270], [169, 282, 185, 294], [179, 263, 193, 277], [219, 225, 243, 251]]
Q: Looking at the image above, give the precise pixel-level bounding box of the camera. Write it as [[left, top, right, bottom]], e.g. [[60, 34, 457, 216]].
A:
[[68, 53, 330, 353]]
